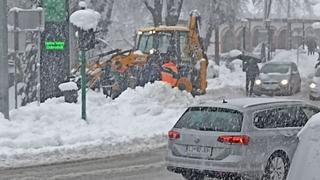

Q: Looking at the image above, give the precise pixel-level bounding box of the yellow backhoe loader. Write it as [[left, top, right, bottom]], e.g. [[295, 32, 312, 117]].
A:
[[72, 10, 208, 99]]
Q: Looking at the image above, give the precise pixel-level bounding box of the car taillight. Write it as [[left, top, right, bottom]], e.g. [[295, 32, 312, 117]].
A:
[[168, 130, 180, 140], [217, 135, 249, 145]]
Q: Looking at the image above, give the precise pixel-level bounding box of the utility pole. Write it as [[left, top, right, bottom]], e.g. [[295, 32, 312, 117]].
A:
[[13, 11, 18, 109], [287, 0, 292, 50], [264, 0, 272, 61], [0, 0, 9, 119], [214, 25, 220, 66], [80, 49, 86, 120]]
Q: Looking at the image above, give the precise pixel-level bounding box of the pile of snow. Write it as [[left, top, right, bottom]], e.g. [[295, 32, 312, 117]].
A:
[[207, 61, 245, 91], [0, 82, 196, 167], [287, 113, 320, 180], [228, 49, 242, 58], [312, 22, 320, 30], [70, 9, 101, 31], [207, 60, 220, 78], [58, 82, 78, 91]]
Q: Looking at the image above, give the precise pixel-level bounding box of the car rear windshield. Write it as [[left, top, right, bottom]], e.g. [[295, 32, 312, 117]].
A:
[[261, 64, 290, 74], [174, 107, 243, 132]]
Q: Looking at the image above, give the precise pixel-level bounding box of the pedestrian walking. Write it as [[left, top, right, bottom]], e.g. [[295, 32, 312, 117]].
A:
[[315, 51, 320, 69], [243, 58, 260, 96]]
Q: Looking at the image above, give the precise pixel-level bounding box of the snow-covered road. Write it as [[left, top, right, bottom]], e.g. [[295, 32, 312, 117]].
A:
[[0, 146, 182, 180]]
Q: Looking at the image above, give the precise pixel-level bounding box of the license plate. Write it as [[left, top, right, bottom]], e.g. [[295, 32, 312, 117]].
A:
[[186, 145, 212, 157], [264, 85, 277, 90]]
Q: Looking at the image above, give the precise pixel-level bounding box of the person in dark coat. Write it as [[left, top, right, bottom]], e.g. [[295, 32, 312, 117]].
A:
[[315, 51, 320, 69], [243, 58, 260, 96]]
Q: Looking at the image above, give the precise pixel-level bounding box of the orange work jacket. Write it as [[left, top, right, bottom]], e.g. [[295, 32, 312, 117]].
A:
[[161, 62, 178, 87]]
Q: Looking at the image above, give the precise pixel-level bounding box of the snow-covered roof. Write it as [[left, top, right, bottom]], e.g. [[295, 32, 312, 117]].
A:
[[196, 98, 303, 110]]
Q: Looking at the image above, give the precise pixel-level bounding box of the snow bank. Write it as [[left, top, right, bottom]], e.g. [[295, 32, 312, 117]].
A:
[[70, 9, 101, 31], [1, 49, 317, 167], [0, 82, 196, 167], [287, 113, 320, 180], [229, 49, 242, 58], [207, 61, 246, 91]]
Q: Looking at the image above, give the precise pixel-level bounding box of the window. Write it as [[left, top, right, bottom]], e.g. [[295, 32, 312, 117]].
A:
[[302, 106, 320, 119], [174, 107, 243, 132], [137, 33, 154, 53], [254, 106, 308, 129], [260, 64, 290, 74], [254, 108, 278, 128]]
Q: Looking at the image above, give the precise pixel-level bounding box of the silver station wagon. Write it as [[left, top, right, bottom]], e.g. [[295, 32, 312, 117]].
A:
[[166, 98, 320, 180]]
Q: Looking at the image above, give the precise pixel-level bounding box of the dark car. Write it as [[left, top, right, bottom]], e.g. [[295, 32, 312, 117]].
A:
[[253, 61, 301, 96]]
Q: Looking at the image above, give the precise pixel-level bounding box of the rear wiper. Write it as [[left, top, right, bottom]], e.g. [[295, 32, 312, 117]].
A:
[[199, 127, 215, 131]]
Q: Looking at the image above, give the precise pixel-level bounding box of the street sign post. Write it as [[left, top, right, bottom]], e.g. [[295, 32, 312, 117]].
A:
[[0, 0, 9, 119], [8, 8, 44, 108], [40, 0, 70, 103], [70, 1, 100, 121]]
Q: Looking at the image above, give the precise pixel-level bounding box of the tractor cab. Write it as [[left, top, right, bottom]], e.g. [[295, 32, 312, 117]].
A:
[[136, 26, 193, 64]]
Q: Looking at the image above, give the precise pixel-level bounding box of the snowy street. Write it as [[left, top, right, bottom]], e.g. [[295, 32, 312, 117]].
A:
[[0, 147, 182, 180]]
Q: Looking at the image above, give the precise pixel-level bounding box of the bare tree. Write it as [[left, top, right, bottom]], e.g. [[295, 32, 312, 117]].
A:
[[252, 0, 314, 18], [203, 0, 242, 51], [90, 0, 115, 37], [144, 0, 163, 26], [165, 0, 183, 26]]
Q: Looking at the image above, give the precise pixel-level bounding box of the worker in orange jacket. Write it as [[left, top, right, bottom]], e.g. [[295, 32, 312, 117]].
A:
[[161, 59, 179, 87]]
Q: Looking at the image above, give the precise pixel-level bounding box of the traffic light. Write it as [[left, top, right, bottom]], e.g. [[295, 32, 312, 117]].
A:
[[78, 28, 95, 51]]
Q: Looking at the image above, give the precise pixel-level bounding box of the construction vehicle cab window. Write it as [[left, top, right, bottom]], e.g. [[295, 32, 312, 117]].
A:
[[71, 11, 208, 99], [137, 31, 190, 62]]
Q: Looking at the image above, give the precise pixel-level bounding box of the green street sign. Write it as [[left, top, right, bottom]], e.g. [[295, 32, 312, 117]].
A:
[[45, 41, 65, 50], [42, 0, 66, 22]]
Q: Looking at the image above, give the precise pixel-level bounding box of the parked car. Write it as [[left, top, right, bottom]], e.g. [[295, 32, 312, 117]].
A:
[[253, 61, 301, 96], [166, 98, 320, 180], [309, 67, 320, 100]]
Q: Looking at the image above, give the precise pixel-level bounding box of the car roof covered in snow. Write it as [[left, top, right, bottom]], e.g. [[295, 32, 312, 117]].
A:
[[265, 61, 295, 65], [194, 98, 304, 111], [139, 25, 189, 32]]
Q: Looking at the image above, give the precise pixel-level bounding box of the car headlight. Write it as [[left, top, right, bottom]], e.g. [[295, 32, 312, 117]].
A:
[[310, 83, 317, 89], [255, 79, 262, 85], [280, 79, 288, 85]]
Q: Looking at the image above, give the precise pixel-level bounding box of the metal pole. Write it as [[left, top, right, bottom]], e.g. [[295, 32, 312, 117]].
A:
[[243, 26, 246, 52], [37, 31, 41, 106], [287, 20, 292, 50], [0, 0, 9, 119], [267, 23, 271, 61], [80, 50, 86, 120], [302, 21, 305, 49], [13, 11, 18, 109], [214, 25, 220, 66], [297, 46, 299, 65]]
